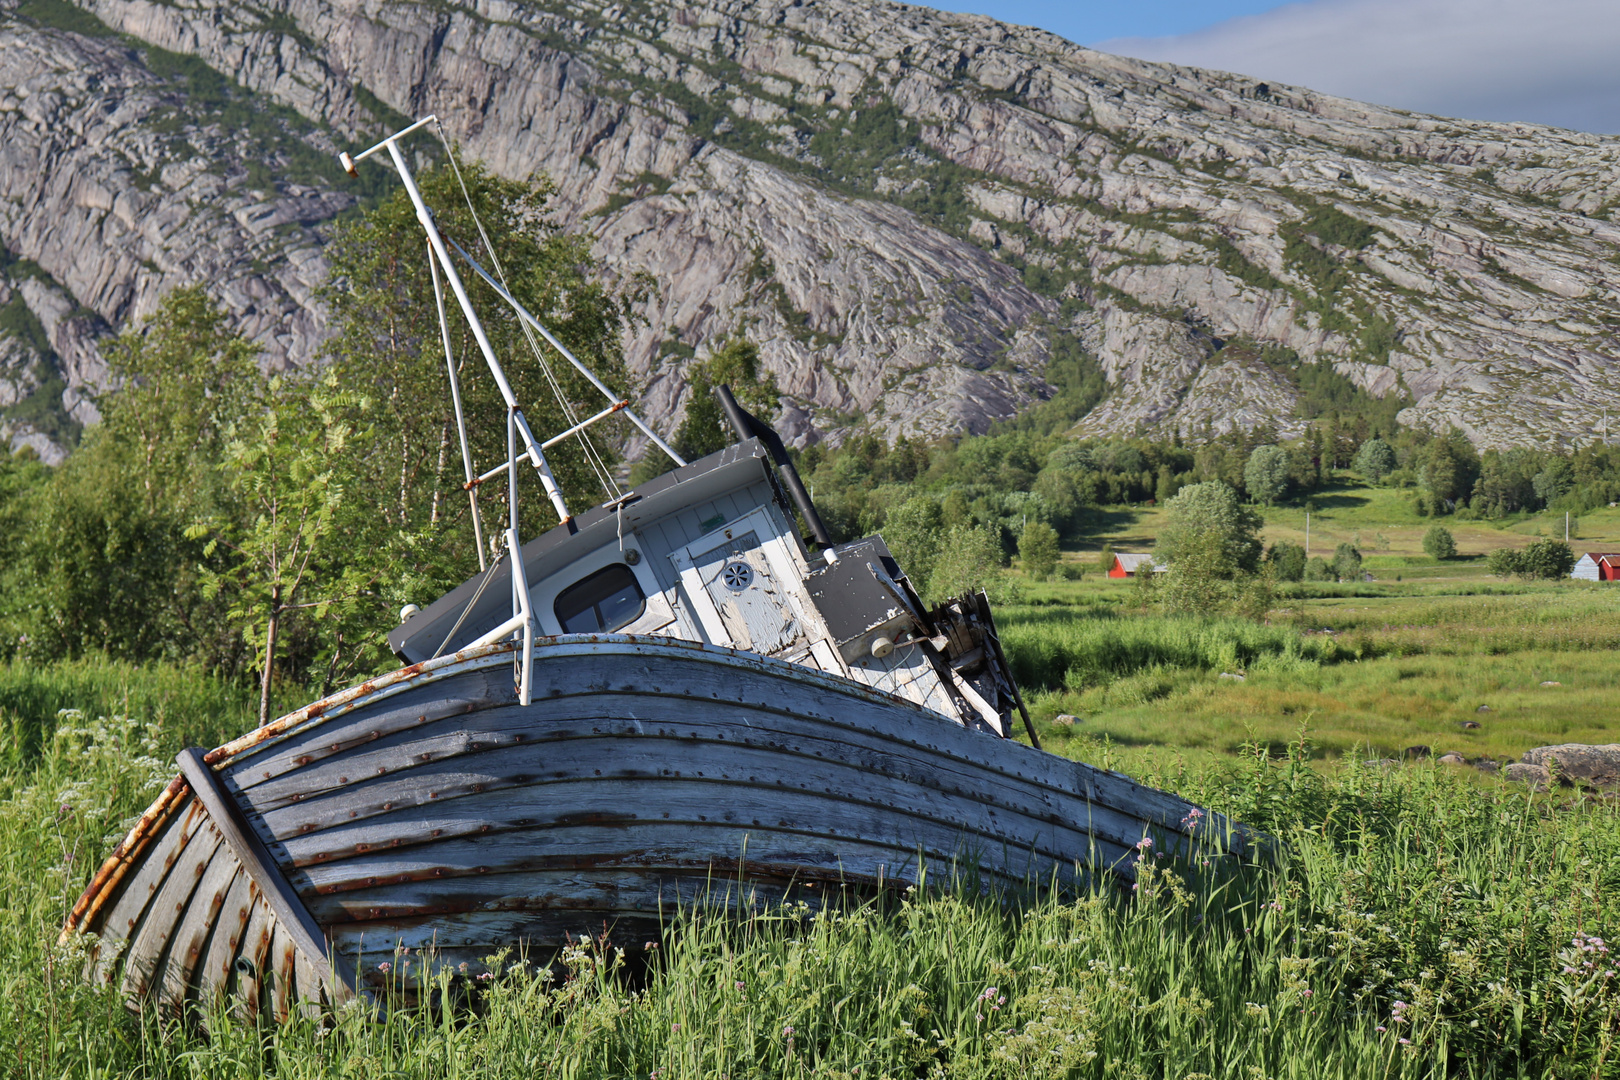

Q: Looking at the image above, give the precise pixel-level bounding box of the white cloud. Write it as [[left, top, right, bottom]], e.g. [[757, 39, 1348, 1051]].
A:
[[1097, 0, 1620, 134]]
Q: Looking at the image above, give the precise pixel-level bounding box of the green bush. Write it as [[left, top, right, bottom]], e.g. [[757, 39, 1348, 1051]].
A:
[[1304, 556, 1334, 582], [1331, 541, 1363, 581], [1421, 524, 1456, 560], [1265, 541, 1307, 582]]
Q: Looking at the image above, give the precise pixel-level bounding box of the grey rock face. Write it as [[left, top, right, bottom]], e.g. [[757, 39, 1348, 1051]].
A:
[[7, 0, 1620, 452], [1503, 762, 1550, 790], [0, 16, 346, 457], [1521, 743, 1620, 789]]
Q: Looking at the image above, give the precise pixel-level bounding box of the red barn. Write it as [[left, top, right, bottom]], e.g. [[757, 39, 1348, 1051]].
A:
[[1572, 553, 1620, 580], [1109, 553, 1164, 578]]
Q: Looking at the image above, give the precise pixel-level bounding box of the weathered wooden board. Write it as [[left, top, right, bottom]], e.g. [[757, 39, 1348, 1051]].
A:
[[68, 637, 1239, 1023]]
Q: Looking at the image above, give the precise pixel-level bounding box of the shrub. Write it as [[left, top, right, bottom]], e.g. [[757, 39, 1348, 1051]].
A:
[[1422, 524, 1457, 560], [1331, 542, 1363, 582], [1486, 548, 1526, 578], [1522, 538, 1575, 579], [1018, 520, 1060, 581], [1265, 541, 1307, 582], [1487, 541, 1573, 580], [1304, 556, 1333, 582]]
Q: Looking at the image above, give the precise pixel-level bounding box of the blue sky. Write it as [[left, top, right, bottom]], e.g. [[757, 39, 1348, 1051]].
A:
[[928, 0, 1287, 47], [927, 0, 1620, 134]]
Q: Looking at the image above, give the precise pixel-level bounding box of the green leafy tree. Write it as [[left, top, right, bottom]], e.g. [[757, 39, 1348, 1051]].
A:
[[1304, 556, 1334, 581], [1332, 542, 1363, 582], [190, 375, 375, 723], [1419, 429, 1480, 512], [1533, 458, 1574, 506], [1423, 524, 1457, 560], [1097, 544, 1116, 574], [322, 155, 640, 564], [1243, 445, 1291, 505], [1158, 530, 1233, 616], [670, 336, 780, 464], [1156, 481, 1263, 574], [1352, 437, 1396, 482], [1521, 539, 1575, 580], [881, 495, 945, 592], [22, 287, 257, 665], [1265, 541, 1307, 582], [926, 523, 1008, 605], [1018, 520, 1060, 581]]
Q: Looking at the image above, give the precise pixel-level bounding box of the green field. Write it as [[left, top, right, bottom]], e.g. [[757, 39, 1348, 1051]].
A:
[[2, 488, 1619, 1077]]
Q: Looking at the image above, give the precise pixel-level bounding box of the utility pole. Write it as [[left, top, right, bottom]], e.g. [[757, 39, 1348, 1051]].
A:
[[1305, 512, 1310, 557], [1566, 511, 1571, 543]]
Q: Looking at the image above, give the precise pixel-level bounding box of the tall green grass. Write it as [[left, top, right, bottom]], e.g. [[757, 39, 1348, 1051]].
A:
[[5, 695, 1618, 1078], [998, 606, 1336, 692]]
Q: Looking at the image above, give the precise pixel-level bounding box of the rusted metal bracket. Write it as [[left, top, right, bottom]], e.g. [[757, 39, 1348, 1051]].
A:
[[176, 748, 352, 1003]]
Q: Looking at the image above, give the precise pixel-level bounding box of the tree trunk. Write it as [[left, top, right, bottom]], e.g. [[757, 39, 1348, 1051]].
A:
[[259, 584, 281, 726]]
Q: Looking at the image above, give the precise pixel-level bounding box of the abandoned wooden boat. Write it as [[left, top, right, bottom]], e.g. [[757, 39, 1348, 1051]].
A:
[[61, 117, 1245, 1021]]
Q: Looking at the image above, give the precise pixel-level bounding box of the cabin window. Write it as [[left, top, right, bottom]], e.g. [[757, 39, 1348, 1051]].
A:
[[554, 564, 646, 634]]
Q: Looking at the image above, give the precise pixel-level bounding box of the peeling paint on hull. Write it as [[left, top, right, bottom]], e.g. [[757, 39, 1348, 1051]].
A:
[[63, 635, 1241, 1020]]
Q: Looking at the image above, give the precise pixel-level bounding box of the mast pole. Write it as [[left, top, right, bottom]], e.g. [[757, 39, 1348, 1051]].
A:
[[348, 123, 572, 525]]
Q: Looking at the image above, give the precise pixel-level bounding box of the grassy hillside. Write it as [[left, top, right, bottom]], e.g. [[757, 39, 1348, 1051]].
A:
[[990, 477, 1620, 774]]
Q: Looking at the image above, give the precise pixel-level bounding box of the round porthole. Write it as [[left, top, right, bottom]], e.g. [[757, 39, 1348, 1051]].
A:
[[721, 560, 754, 591]]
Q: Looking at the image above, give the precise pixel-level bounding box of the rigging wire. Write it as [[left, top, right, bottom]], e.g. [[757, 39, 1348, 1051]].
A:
[[432, 120, 621, 503]]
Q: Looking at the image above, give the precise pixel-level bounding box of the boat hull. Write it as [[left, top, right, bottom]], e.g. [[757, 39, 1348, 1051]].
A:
[[64, 636, 1230, 1019]]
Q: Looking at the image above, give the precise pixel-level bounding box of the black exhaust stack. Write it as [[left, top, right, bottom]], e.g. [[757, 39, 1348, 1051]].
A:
[[714, 384, 834, 549]]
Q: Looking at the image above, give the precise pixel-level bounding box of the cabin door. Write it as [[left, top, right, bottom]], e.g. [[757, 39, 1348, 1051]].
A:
[[672, 514, 802, 655]]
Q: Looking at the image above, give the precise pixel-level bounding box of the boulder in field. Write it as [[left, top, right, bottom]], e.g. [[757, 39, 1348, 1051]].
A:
[[1504, 763, 1550, 790], [1521, 744, 1620, 789]]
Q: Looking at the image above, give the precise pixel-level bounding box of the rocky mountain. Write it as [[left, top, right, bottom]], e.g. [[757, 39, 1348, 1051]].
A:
[[4, 0, 1620, 462]]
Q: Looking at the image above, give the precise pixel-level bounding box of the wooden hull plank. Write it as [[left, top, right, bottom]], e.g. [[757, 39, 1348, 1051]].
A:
[[67, 638, 1242, 1024], [120, 827, 223, 1006], [161, 850, 241, 1016], [196, 873, 257, 1013], [91, 798, 210, 989], [261, 741, 1154, 867]]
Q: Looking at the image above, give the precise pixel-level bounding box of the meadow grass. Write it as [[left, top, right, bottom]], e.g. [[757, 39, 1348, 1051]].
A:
[[3, 699, 1619, 1078], [5, 521, 1620, 1075]]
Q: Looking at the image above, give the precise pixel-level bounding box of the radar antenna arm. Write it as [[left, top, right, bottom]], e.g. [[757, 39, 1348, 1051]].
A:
[[714, 384, 833, 549]]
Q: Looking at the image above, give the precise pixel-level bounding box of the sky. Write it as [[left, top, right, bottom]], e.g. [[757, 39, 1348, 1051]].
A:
[[927, 0, 1620, 135]]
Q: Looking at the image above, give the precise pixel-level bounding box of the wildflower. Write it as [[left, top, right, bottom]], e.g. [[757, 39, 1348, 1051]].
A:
[[1376, 1026, 1386, 1033], [1135, 836, 1153, 851], [976, 1013, 985, 1022], [377, 962, 391, 974], [783, 1025, 795, 1037], [459, 962, 469, 973], [672, 1024, 681, 1032], [735, 981, 746, 991], [1399, 1038, 1411, 1046], [1302, 989, 1312, 998], [477, 972, 494, 981]]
